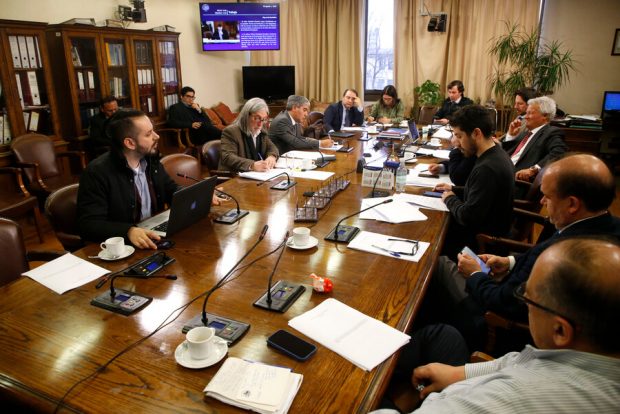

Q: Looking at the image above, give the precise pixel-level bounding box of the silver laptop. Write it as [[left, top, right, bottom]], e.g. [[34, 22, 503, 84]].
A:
[[137, 176, 217, 237]]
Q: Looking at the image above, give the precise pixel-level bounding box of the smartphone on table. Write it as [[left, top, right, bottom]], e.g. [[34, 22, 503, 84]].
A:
[[267, 329, 317, 361]]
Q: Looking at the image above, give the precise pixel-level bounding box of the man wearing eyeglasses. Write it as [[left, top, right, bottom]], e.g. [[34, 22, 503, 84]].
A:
[[425, 153, 620, 351], [167, 86, 222, 145], [373, 237, 620, 414], [219, 97, 279, 172]]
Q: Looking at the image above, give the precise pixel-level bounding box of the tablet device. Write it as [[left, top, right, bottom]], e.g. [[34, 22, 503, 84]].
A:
[[461, 246, 490, 274]]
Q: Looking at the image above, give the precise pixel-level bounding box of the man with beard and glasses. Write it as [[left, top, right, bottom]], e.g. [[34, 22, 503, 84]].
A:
[[78, 110, 223, 249]]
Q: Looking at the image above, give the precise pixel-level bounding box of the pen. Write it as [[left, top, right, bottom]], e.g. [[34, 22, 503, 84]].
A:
[[258, 152, 264, 160]]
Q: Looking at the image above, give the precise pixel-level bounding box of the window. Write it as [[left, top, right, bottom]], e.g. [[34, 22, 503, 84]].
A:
[[364, 0, 394, 98]]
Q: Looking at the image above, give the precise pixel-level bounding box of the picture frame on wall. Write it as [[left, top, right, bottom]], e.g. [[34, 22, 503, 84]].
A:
[[612, 29, 620, 56]]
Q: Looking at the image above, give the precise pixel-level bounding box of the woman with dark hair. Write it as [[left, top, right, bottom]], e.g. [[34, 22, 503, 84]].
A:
[[367, 85, 405, 124]]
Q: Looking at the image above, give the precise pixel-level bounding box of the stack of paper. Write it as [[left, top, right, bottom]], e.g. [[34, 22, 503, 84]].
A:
[[280, 151, 336, 161], [204, 357, 302, 414], [359, 197, 428, 223], [347, 231, 430, 263], [415, 148, 451, 159], [394, 193, 449, 212], [22, 253, 109, 294], [239, 168, 333, 182], [431, 126, 453, 139], [288, 298, 410, 371], [406, 164, 453, 188]]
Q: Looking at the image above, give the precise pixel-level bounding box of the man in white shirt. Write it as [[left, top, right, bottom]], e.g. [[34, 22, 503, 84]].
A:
[[502, 96, 566, 181], [374, 236, 620, 414]]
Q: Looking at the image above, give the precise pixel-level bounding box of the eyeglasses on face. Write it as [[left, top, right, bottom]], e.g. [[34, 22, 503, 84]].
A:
[[184, 94, 195, 99], [251, 115, 269, 123], [513, 282, 576, 327]]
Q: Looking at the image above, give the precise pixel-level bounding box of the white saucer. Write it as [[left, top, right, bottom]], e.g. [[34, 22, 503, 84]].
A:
[[286, 235, 319, 250], [175, 336, 228, 369], [97, 245, 135, 261]]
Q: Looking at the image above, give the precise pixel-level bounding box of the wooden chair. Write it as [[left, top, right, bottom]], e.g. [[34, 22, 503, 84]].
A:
[[0, 167, 44, 243], [417, 106, 438, 124], [160, 153, 202, 187], [0, 217, 64, 287], [44, 184, 83, 252], [303, 111, 325, 138], [10, 133, 87, 200], [155, 127, 192, 156], [201, 140, 234, 181]]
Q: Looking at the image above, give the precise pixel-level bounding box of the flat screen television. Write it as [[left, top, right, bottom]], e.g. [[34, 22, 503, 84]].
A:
[[199, 2, 280, 52], [602, 91, 620, 113], [242, 66, 295, 101]]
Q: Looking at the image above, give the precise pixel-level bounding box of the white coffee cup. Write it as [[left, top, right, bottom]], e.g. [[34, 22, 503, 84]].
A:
[[100, 237, 125, 257], [186, 326, 215, 360], [430, 138, 441, 146], [400, 120, 408, 127], [292, 227, 310, 246], [368, 125, 377, 133], [301, 158, 313, 170]]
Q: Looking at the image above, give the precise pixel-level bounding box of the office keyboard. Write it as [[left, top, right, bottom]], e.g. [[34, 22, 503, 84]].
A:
[[152, 221, 168, 232]]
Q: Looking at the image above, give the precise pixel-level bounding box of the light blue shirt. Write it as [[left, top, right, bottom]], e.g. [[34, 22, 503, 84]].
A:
[[131, 159, 152, 221]]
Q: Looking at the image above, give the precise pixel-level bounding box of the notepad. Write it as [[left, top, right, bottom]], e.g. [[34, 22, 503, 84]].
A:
[[204, 357, 302, 414]]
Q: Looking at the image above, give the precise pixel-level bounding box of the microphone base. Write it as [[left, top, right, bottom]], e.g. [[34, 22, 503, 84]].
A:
[[90, 289, 152, 316], [182, 312, 250, 346], [315, 160, 330, 168], [366, 190, 391, 198], [253, 280, 306, 313], [214, 209, 249, 224], [337, 146, 354, 153], [271, 180, 297, 191], [324, 224, 360, 243]]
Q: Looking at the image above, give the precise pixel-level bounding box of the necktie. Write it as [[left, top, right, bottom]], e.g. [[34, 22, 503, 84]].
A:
[[511, 132, 532, 156], [343, 109, 349, 127]]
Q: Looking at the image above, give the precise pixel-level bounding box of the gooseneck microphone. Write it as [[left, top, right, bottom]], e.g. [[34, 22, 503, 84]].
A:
[[324, 198, 394, 243], [315, 147, 329, 168], [253, 230, 305, 312], [256, 171, 296, 190], [199, 224, 268, 325], [176, 172, 249, 224]]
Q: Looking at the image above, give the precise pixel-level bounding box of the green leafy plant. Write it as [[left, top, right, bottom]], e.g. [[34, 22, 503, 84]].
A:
[[489, 21, 576, 105], [414, 80, 443, 107]]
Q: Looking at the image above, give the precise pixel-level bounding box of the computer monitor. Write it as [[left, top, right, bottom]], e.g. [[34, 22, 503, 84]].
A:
[[602, 91, 620, 116]]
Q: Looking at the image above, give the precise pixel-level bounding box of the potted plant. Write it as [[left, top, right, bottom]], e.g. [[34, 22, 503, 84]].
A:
[[413, 80, 443, 123], [489, 22, 576, 129]]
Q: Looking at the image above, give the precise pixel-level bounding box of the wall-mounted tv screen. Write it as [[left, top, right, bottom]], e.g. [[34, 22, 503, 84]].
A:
[[242, 66, 295, 101], [199, 3, 280, 52]]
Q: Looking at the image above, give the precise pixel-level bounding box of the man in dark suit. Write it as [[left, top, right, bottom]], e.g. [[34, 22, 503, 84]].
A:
[[502, 96, 567, 181], [434, 80, 474, 125], [88, 95, 118, 150], [212, 24, 229, 40], [425, 153, 619, 350], [269, 95, 333, 154], [323, 88, 364, 133], [167, 86, 221, 145]]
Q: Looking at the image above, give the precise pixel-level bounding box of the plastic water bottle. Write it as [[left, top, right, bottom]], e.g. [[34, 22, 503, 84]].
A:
[[395, 160, 407, 193]]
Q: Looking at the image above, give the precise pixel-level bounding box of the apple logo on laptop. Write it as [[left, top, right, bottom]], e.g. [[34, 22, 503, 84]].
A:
[[190, 200, 197, 210]]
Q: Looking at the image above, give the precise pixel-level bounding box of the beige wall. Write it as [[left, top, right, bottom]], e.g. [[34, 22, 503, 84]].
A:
[[542, 0, 620, 115], [2, 0, 248, 109], [4, 0, 619, 114]]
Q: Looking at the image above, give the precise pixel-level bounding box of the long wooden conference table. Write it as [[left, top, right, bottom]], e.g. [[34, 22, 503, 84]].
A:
[[0, 133, 449, 413]]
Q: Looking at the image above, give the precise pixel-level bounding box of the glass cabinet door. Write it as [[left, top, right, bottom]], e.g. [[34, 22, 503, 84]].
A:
[[158, 40, 179, 110], [0, 75, 11, 145], [133, 39, 159, 118], [8, 33, 55, 136], [70, 37, 101, 133], [103, 38, 132, 109]]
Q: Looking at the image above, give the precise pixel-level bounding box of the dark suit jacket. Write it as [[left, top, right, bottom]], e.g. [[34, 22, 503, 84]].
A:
[[88, 112, 111, 149], [466, 213, 620, 321], [503, 124, 567, 170], [269, 111, 320, 154], [167, 102, 220, 145], [434, 96, 474, 120], [323, 102, 364, 132], [219, 124, 279, 172], [212, 29, 229, 40], [439, 148, 476, 187]]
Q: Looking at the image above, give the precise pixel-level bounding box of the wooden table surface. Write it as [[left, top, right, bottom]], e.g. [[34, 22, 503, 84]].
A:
[[0, 133, 449, 413]]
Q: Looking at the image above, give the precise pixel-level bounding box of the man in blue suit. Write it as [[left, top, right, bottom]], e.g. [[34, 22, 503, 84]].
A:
[[424, 153, 620, 349], [323, 88, 364, 133]]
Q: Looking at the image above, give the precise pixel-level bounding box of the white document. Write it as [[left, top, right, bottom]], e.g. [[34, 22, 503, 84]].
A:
[[405, 164, 453, 188], [359, 197, 427, 223], [341, 126, 365, 131], [347, 230, 431, 263], [432, 149, 451, 159], [288, 298, 410, 371], [432, 126, 453, 139], [240, 168, 333, 182], [204, 357, 302, 414], [281, 151, 335, 161], [22, 253, 109, 295], [394, 193, 449, 212], [288, 170, 334, 180], [321, 143, 344, 151]]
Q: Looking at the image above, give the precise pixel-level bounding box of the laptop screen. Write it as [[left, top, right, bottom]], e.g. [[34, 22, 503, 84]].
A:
[[409, 120, 419, 140], [602, 91, 620, 115]]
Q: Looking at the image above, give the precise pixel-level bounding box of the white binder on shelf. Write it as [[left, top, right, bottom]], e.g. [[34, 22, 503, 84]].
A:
[[15, 74, 24, 109], [9, 36, 21, 68], [17, 36, 30, 68], [27, 71, 41, 106], [28, 111, 40, 132], [26, 36, 38, 68]]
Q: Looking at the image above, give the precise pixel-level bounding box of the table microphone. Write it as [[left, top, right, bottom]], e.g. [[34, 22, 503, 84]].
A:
[[315, 147, 329, 168], [176, 172, 249, 224], [253, 231, 306, 312], [256, 171, 296, 190], [324, 198, 393, 243]]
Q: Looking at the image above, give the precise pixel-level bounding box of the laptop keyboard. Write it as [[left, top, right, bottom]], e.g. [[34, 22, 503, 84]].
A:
[[152, 221, 168, 232]]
